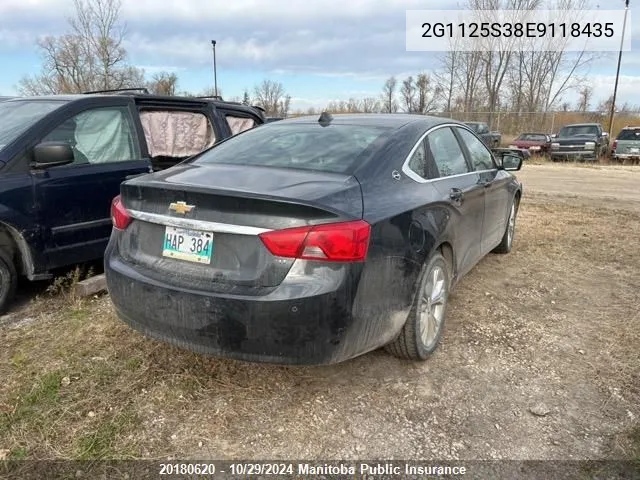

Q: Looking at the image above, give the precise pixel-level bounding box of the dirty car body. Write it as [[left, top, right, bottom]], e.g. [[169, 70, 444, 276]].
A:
[[105, 114, 522, 365]]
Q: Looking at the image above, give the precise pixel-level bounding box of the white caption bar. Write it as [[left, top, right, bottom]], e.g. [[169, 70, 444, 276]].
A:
[[406, 10, 631, 52]]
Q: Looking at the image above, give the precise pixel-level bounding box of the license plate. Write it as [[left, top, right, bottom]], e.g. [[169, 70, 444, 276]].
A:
[[162, 226, 214, 264], [630, 148, 639, 153]]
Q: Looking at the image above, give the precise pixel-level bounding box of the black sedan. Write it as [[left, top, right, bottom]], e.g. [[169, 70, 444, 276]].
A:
[[105, 114, 523, 365]]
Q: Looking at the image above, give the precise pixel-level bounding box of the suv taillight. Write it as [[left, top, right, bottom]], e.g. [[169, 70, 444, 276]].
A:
[[259, 220, 371, 262], [111, 195, 132, 230], [612, 140, 618, 152]]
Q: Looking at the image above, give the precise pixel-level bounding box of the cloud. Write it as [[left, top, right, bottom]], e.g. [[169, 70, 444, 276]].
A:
[[0, 0, 449, 78]]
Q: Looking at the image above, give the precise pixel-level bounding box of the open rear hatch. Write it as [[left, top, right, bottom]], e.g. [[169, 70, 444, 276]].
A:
[[114, 163, 364, 294]]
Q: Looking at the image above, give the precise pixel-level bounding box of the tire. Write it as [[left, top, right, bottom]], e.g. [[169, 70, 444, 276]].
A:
[[492, 198, 518, 254], [385, 251, 450, 361], [0, 249, 17, 314]]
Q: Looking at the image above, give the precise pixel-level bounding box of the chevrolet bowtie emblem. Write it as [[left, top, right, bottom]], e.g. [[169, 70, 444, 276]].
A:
[[169, 201, 194, 214]]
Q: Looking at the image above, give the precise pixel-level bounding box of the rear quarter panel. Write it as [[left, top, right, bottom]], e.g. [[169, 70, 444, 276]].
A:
[[352, 170, 454, 347]]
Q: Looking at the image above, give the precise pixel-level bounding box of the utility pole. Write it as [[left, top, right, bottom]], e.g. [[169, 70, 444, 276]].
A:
[[211, 40, 218, 97], [608, 0, 630, 140]]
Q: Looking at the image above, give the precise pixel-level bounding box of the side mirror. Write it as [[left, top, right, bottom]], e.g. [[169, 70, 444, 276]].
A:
[[500, 154, 522, 171], [32, 141, 75, 168]]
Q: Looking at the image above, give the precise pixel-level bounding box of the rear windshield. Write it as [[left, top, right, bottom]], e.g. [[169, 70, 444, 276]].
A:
[[192, 123, 391, 173], [617, 129, 640, 140], [0, 100, 66, 151], [517, 134, 547, 142]]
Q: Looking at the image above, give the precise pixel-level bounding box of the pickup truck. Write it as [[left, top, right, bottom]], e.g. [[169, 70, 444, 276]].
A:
[[550, 123, 609, 162], [0, 90, 265, 312], [464, 122, 501, 148], [611, 126, 640, 165]]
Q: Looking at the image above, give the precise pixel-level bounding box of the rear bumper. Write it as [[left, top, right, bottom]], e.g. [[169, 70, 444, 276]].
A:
[[613, 153, 640, 160], [105, 245, 399, 365]]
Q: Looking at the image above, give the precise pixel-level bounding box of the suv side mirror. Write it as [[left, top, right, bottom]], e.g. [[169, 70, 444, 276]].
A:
[[33, 141, 75, 168], [500, 153, 522, 171]]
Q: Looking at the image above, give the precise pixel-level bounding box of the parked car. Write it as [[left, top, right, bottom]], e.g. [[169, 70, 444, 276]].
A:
[[611, 126, 640, 165], [464, 121, 501, 148], [508, 133, 552, 154], [106, 113, 523, 365], [550, 123, 608, 162], [493, 147, 531, 161], [0, 91, 265, 312]]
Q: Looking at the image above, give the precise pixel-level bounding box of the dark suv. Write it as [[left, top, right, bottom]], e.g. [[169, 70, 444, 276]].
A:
[[0, 90, 265, 312]]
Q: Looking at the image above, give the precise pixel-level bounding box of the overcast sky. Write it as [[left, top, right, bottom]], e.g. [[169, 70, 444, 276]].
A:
[[0, 0, 637, 111]]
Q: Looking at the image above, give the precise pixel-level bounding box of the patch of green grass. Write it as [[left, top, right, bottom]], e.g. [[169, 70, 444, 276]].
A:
[[0, 370, 64, 443], [124, 356, 143, 372], [9, 447, 28, 459], [74, 409, 140, 460], [9, 352, 27, 369]]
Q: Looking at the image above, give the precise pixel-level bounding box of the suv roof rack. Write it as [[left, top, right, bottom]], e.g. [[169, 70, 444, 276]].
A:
[[83, 87, 150, 95], [196, 95, 224, 100]]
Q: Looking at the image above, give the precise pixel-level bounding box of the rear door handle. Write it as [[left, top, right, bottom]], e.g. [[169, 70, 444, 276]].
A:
[[449, 188, 464, 204]]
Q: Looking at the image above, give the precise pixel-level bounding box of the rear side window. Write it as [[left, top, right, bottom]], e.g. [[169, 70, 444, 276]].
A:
[[226, 115, 256, 135], [139, 110, 216, 158], [426, 127, 469, 177], [617, 129, 640, 140], [193, 123, 390, 173]]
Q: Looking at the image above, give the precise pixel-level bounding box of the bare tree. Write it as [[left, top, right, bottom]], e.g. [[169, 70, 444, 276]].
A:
[[415, 73, 439, 114], [361, 97, 381, 113], [381, 76, 398, 113], [198, 86, 223, 98], [147, 72, 178, 96], [253, 80, 290, 116], [400, 76, 417, 113], [19, 0, 144, 94], [576, 86, 593, 112]]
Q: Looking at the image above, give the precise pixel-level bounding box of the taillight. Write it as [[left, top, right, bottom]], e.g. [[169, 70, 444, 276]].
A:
[[612, 140, 618, 152], [111, 195, 132, 230], [259, 220, 371, 262]]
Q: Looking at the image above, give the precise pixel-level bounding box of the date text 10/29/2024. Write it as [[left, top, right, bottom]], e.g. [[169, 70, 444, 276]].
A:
[[158, 462, 467, 476]]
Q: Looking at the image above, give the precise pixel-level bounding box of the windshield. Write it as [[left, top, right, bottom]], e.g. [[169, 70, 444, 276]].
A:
[[617, 129, 640, 140], [0, 100, 66, 151], [558, 125, 599, 138], [192, 123, 391, 174], [517, 134, 548, 142]]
